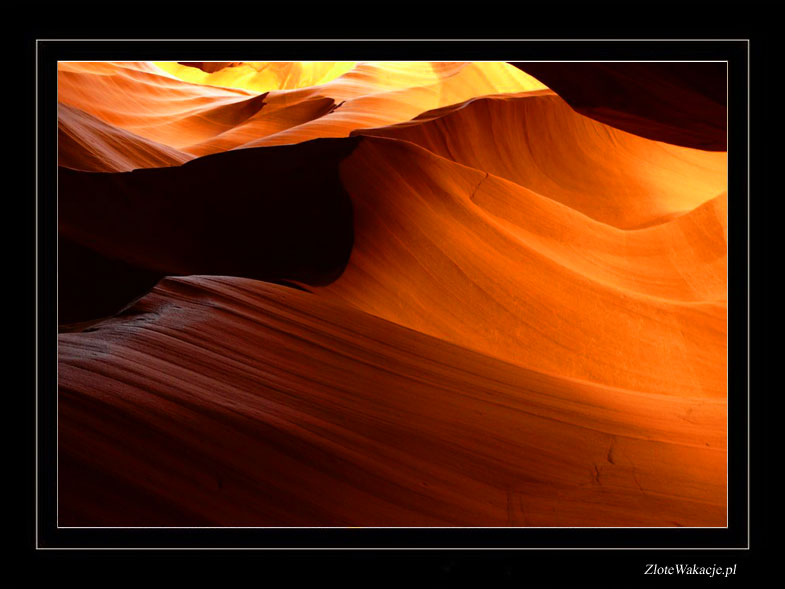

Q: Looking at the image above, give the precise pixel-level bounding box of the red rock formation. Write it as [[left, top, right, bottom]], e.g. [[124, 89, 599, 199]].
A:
[[58, 103, 191, 172], [57, 61, 546, 162], [317, 136, 726, 398], [59, 277, 725, 526], [56, 62, 728, 527], [355, 92, 726, 228], [511, 62, 727, 150]]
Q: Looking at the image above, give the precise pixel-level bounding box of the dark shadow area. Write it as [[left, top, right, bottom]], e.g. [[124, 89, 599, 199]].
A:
[[58, 137, 359, 324], [58, 238, 163, 325], [513, 62, 727, 150]]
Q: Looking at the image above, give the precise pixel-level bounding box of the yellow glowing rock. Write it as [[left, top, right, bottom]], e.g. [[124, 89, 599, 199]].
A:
[[153, 61, 358, 92]]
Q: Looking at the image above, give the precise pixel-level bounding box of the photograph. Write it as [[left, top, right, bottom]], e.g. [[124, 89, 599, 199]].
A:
[[26, 32, 766, 585], [56, 58, 729, 528]]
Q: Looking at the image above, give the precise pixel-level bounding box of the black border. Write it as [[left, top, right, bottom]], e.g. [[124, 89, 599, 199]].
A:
[[28, 34, 764, 584]]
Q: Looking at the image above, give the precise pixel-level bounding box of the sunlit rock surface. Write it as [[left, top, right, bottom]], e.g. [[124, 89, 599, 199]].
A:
[[57, 61, 728, 527]]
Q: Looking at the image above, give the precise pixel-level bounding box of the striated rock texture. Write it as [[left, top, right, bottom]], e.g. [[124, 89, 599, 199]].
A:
[[57, 61, 546, 166], [57, 62, 728, 527], [60, 277, 725, 526]]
